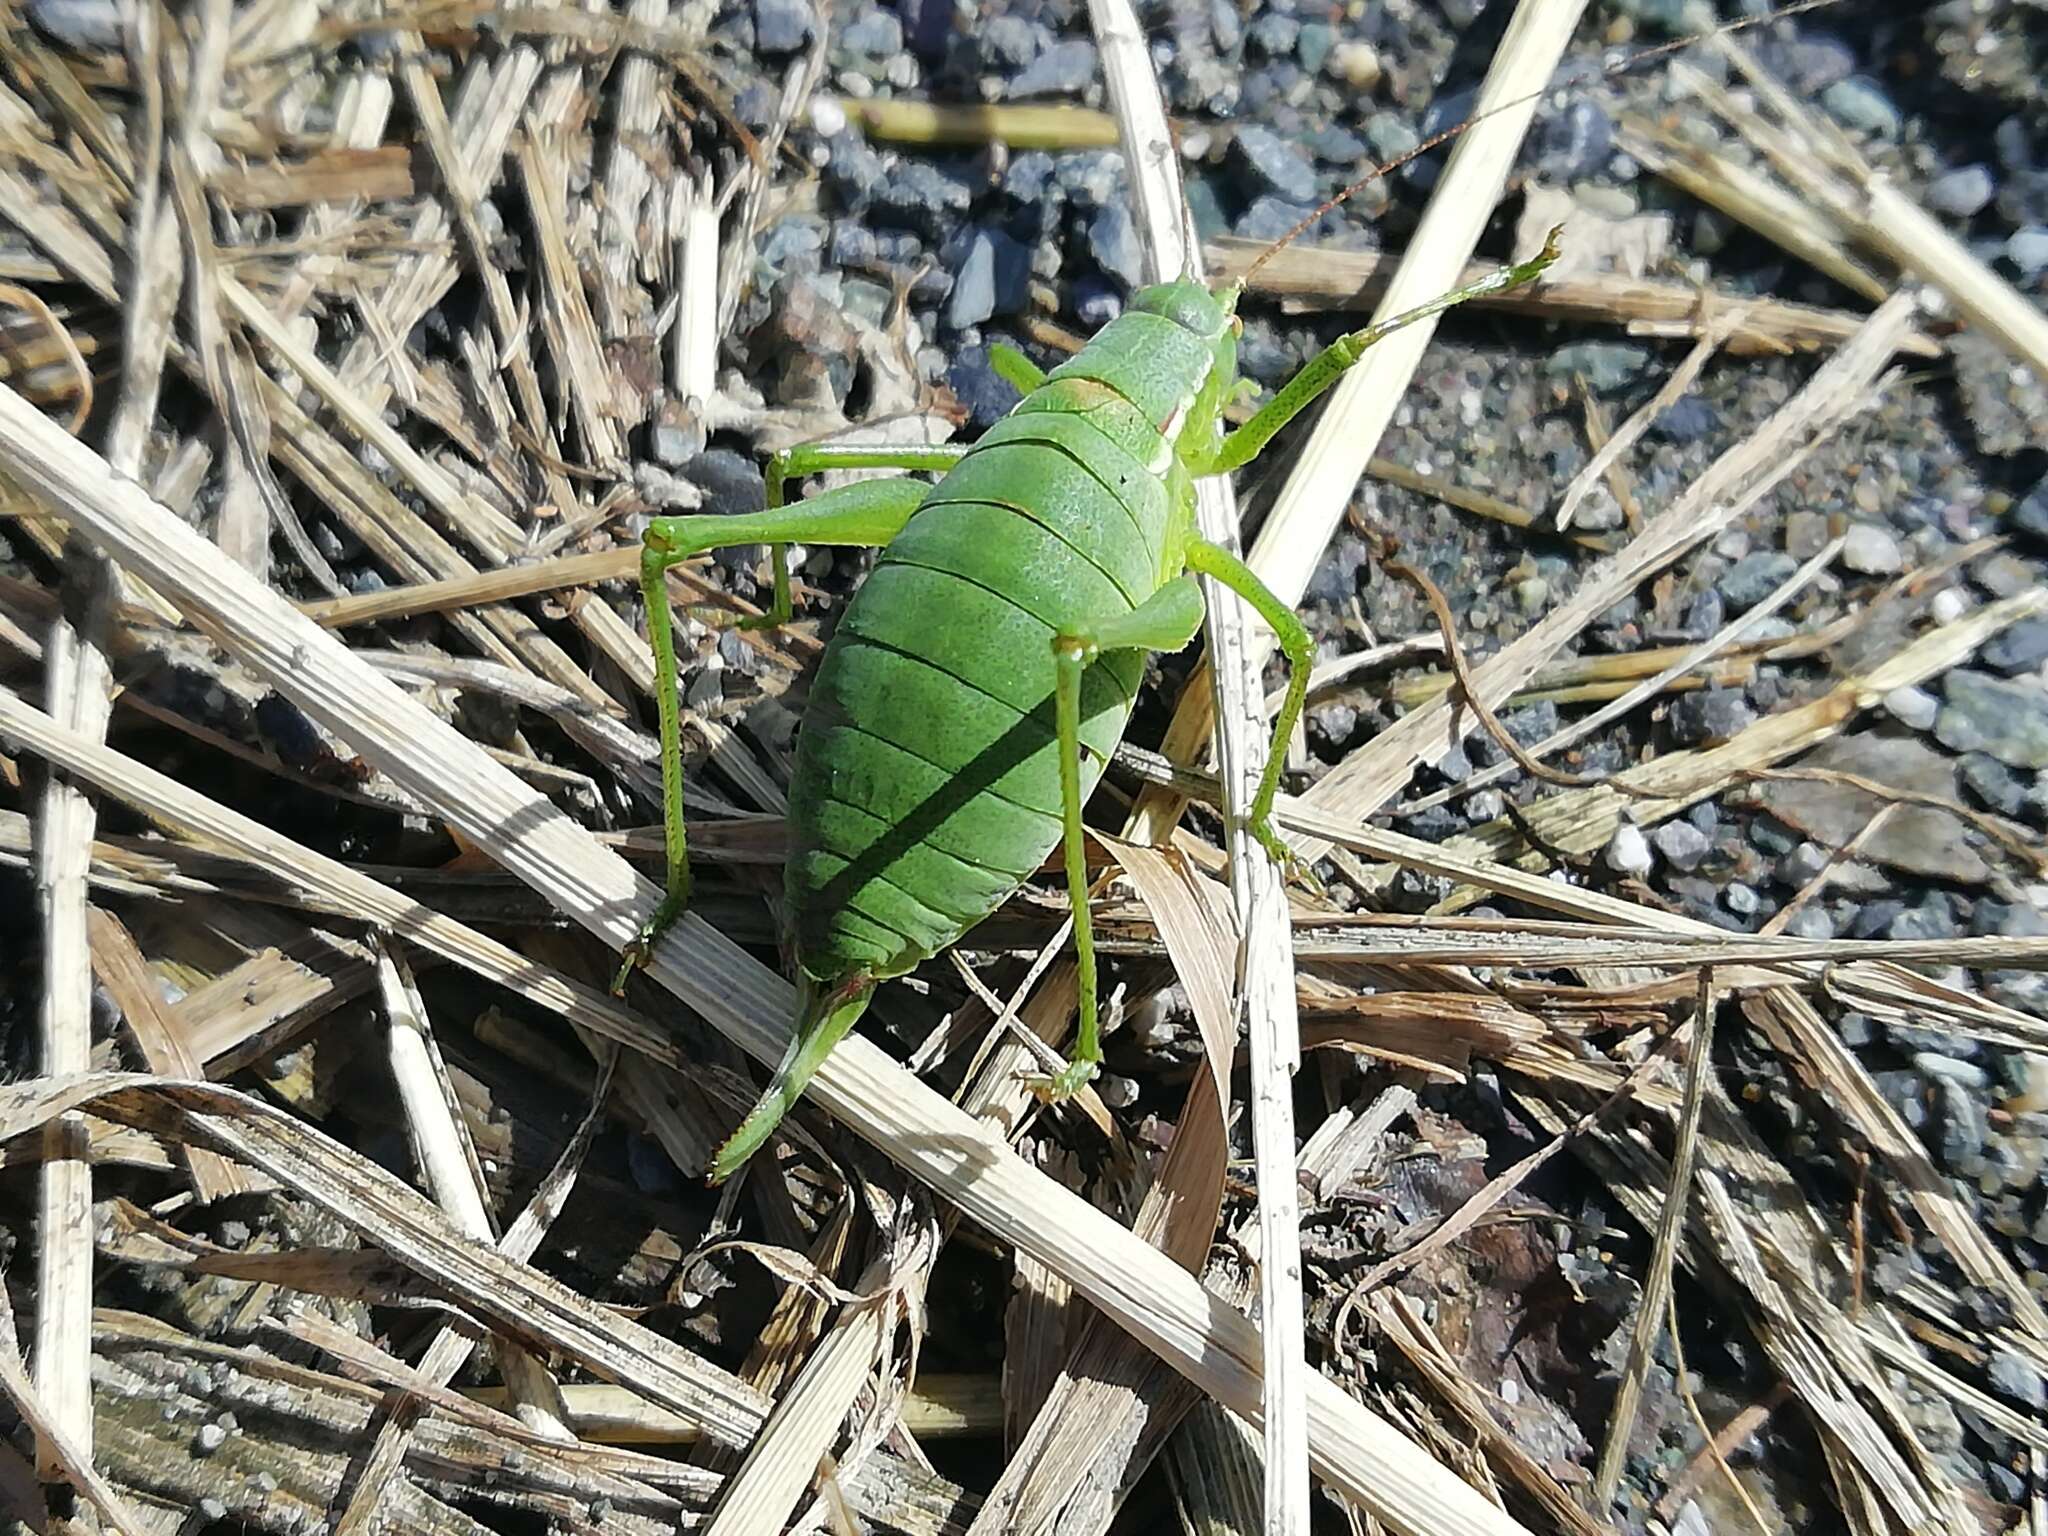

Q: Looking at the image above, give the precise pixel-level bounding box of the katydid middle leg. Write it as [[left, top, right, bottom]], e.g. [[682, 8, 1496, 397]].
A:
[[747, 442, 971, 626], [1037, 574, 1209, 1097], [1181, 536, 1314, 867], [616, 453, 961, 990]]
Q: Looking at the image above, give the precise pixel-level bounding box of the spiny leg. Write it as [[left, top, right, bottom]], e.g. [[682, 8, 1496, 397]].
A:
[[616, 471, 941, 991], [1181, 537, 1314, 868], [1036, 575, 1209, 1099], [1194, 227, 1563, 476]]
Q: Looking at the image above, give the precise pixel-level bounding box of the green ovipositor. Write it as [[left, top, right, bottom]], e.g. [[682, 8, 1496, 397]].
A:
[[620, 231, 1564, 1181]]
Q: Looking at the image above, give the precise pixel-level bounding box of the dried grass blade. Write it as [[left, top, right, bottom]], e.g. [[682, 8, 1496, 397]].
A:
[[1590, 970, 1717, 1506], [30, 567, 109, 1478], [85, 907, 245, 1199]]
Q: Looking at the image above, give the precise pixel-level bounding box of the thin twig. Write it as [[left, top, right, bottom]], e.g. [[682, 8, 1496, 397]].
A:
[[1591, 970, 1719, 1506]]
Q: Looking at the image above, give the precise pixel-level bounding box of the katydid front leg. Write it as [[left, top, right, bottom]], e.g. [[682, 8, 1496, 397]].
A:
[[1197, 225, 1564, 477], [614, 449, 964, 991]]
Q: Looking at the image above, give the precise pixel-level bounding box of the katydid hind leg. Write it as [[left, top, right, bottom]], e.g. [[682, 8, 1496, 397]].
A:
[[614, 475, 935, 991], [1182, 538, 1313, 870], [1035, 577, 1207, 1099]]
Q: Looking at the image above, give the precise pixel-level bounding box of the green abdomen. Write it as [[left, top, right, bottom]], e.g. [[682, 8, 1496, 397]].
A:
[[786, 408, 1170, 983]]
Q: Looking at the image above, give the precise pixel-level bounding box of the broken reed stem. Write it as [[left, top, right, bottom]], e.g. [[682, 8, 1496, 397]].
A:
[[374, 938, 574, 1442], [1089, 0, 1309, 1519]]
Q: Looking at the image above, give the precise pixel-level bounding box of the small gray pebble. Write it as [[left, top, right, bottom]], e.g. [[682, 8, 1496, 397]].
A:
[[1546, 341, 1651, 393], [2008, 227, 2048, 280], [1782, 906, 1835, 939], [1925, 164, 1994, 218], [1653, 821, 1711, 872], [1990, 1349, 2048, 1409], [1784, 510, 1831, 559], [1719, 552, 1799, 610], [1935, 670, 2048, 769], [1881, 685, 1939, 731], [1958, 753, 2027, 816], [1821, 76, 1900, 138], [1778, 841, 1831, 887], [1933, 1077, 1987, 1170], [1668, 687, 1755, 745], [1982, 618, 2048, 676], [1912, 1052, 1989, 1090]]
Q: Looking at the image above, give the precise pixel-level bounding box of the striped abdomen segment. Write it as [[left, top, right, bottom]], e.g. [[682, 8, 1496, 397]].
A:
[[786, 407, 1172, 983]]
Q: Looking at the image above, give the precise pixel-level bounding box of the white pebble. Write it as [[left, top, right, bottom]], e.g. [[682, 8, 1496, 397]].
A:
[[1840, 523, 1903, 575], [1329, 41, 1381, 89], [1931, 588, 1969, 624], [1605, 822, 1653, 877], [808, 95, 847, 137], [1883, 685, 1939, 731]]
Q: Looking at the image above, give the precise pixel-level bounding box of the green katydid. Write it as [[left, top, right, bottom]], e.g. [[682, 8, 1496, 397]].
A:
[[619, 228, 1563, 1182]]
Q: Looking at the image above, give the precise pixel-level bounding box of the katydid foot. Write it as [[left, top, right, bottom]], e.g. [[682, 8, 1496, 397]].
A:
[[1023, 1056, 1100, 1102], [612, 886, 690, 992]]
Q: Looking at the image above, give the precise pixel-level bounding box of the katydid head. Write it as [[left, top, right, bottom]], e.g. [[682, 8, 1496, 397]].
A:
[[1129, 275, 1242, 452]]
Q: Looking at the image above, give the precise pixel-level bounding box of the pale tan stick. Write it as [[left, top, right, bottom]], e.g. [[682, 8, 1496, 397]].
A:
[[466, 1377, 1000, 1441], [31, 576, 107, 1479], [1090, 0, 1308, 1516], [28, 0, 178, 1469], [85, 908, 244, 1200], [0, 381, 1533, 1536], [373, 938, 574, 1442], [1209, 236, 1942, 358], [300, 547, 642, 627]]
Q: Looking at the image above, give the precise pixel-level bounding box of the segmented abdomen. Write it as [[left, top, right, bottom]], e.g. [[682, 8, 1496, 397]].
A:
[[786, 407, 1171, 983]]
